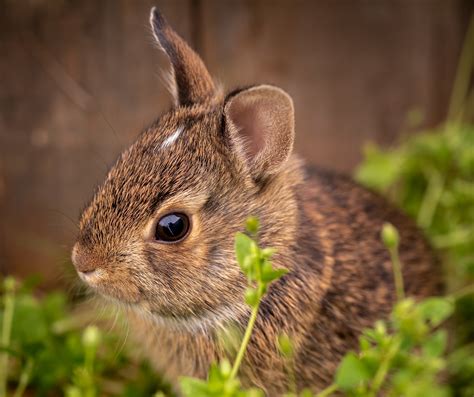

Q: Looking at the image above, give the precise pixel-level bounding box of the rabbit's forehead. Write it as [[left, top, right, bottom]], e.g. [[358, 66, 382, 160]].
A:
[[79, 125, 219, 232], [106, 138, 208, 207], [78, 109, 231, 246]]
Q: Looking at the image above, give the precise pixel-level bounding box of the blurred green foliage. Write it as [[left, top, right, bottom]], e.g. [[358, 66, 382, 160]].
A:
[[356, 124, 474, 277], [0, 277, 172, 397], [355, 121, 474, 397], [331, 224, 456, 397], [171, 219, 469, 397]]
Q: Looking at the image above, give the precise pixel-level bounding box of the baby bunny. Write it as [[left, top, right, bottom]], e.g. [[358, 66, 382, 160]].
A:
[[72, 7, 441, 395]]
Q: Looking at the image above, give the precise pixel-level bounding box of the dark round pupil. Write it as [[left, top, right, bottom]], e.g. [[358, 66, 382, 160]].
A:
[[155, 213, 188, 242]]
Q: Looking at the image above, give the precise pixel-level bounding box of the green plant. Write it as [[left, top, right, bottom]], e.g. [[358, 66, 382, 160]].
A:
[[0, 276, 171, 397], [65, 325, 101, 397], [179, 217, 288, 397], [326, 223, 455, 397], [178, 218, 465, 397], [2, 212, 472, 397], [355, 125, 474, 397], [0, 277, 20, 397]]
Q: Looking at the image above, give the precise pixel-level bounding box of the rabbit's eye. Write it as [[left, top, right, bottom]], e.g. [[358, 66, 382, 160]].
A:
[[155, 213, 190, 242]]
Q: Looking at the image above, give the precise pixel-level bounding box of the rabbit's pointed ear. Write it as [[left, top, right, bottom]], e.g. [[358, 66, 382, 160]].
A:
[[225, 85, 295, 180], [150, 7, 215, 106]]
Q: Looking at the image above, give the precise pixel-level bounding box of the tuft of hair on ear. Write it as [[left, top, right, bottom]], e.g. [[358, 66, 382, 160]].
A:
[[224, 84, 295, 181], [150, 7, 216, 107]]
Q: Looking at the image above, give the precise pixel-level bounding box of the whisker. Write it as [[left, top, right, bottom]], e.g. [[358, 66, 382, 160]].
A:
[[46, 209, 80, 232], [114, 307, 130, 359], [22, 33, 124, 157], [99, 110, 123, 148]]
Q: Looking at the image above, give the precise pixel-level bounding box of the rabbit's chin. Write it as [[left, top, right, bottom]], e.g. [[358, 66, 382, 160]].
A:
[[126, 301, 248, 333]]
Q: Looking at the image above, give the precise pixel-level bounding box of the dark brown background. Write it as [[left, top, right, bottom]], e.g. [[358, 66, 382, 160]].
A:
[[0, 0, 472, 284]]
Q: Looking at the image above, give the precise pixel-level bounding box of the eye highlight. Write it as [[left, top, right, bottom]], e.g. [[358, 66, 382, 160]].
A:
[[154, 213, 190, 243]]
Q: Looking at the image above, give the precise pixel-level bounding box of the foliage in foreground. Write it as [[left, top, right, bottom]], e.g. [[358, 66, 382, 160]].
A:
[[0, 277, 171, 397], [1, 214, 471, 397], [355, 122, 474, 397], [178, 221, 464, 397]]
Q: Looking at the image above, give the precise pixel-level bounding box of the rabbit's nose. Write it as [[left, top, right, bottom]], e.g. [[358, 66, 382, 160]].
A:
[[71, 243, 100, 274]]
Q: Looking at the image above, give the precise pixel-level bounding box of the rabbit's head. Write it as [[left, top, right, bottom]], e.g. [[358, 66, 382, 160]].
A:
[[72, 8, 299, 331]]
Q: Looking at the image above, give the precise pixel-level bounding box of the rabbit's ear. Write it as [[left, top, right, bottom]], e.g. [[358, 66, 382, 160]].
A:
[[150, 7, 215, 106], [225, 85, 295, 180]]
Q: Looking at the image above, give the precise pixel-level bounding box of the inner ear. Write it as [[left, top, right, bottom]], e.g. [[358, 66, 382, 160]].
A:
[[225, 85, 295, 179], [227, 94, 269, 158]]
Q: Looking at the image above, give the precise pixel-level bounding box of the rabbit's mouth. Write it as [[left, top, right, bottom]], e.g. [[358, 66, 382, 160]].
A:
[[83, 278, 248, 333], [77, 268, 103, 284], [77, 269, 145, 307]]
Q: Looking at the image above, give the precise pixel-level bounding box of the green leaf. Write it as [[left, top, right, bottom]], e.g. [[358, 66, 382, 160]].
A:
[[299, 389, 314, 397], [335, 352, 371, 390], [11, 294, 49, 346], [244, 389, 265, 397], [180, 377, 212, 397], [244, 289, 259, 307], [219, 359, 232, 378], [418, 297, 454, 327], [354, 143, 404, 191], [235, 232, 255, 269], [261, 269, 288, 283], [260, 247, 276, 259], [422, 330, 447, 358]]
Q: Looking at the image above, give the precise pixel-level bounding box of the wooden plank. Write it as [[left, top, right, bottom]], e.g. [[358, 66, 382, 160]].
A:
[[199, 0, 469, 171], [0, 0, 192, 280]]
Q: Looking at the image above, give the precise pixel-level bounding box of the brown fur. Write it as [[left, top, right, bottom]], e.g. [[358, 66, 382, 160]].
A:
[[72, 8, 441, 396]]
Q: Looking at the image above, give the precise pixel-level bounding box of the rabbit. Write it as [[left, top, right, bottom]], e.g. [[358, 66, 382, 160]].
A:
[[71, 7, 442, 396]]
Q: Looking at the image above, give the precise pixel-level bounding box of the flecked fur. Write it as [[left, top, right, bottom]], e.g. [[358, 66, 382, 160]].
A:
[[72, 8, 441, 396]]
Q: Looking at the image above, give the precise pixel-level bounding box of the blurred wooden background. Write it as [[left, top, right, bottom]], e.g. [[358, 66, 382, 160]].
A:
[[0, 0, 472, 283]]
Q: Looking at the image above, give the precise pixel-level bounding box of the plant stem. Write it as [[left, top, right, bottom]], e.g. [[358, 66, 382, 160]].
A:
[[432, 227, 472, 249], [447, 14, 474, 122], [85, 344, 95, 375], [450, 284, 474, 301], [230, 300, 261, 380], [369, 338, 400, 397], [314, 383, 338, 397], [85, 344, 97, 397], [389, 246, 405, 302], [417, 169, 444, 230], [0, 278, 15, 397], [13, 358, 33, 397]]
